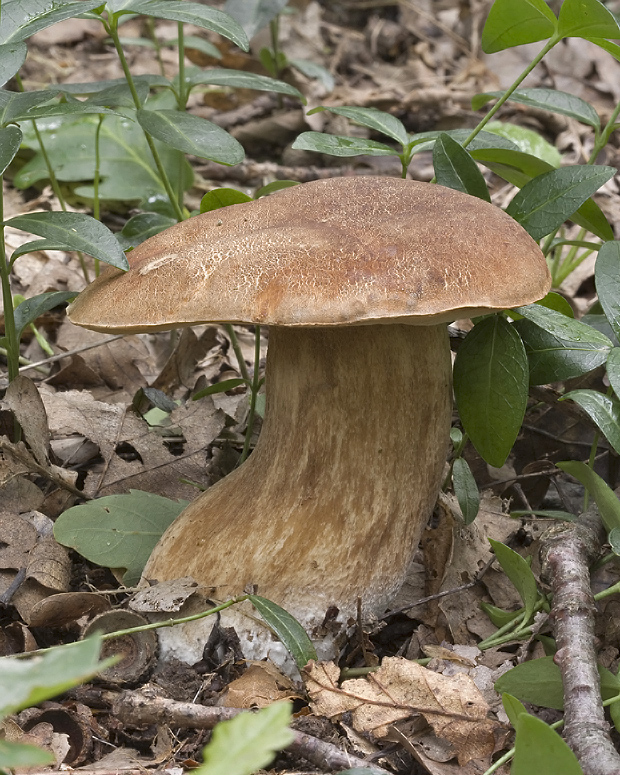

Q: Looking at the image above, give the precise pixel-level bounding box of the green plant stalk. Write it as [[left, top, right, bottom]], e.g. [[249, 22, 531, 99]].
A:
[[239, 325, 262, 465], [92, 114, 104, 276], [106, 20, 185, 223], [0, 191, 19, 383], [145, 15, 166, 77], [175, 22, 189, 206], [269, 16, 283, 81], [462, 37, 559, 149], [224, 323, 251, 383]]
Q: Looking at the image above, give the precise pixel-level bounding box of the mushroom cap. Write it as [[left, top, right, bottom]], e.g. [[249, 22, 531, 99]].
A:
[[68, 177, 550, 332]]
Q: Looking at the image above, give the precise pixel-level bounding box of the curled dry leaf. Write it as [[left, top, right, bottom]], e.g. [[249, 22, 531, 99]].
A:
[[304, 657, 502, 766], [218, 661, 301, 709], [129, 577, 199, 614]]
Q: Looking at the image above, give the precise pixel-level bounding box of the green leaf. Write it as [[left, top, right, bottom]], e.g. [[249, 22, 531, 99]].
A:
[[515, 319, 610, 384], [83, 80, 150, 109], [15, 111, 192, 207], [5, 212, 128, 270], [0, 0, 103, 43], [193, 378, 248, 399], [557, 0, 620, 40], [502, 693, 529, 727], [607, 348, 620, 399], [249, 595, 318, 669], [255, 180, 299, 198], [197, 702, 294, 775], [13, 101, 122, 122], [512, 302, 612, 345], [187, 68, 305, 103], [609, 692, 620, 733], [117, 212, 176, 249], [505, 165, 616, 240], [289, 58, 335, 91], [481, 602, 525, 628], [488, 539, 539, 619], [560, 390, 620, 456], [0, 635, 109, 716], [485, 121, 561, 167], [108, 1, 249, 51], [411, 128, 520, 154], [137, 109, 244, 165], [452, 457, 480, 524], [472, 88, 600, 129], [200, 188, 253, 213], [481, 0, 557, 53], [54, 491, 188, 585], [308, 105, 408, 146], [512, 713, 583, 775], [13, 291, 77, 341], [0, 41, 27, 87], [0, 740, 54, 768], [595, 241, 620, 342], [0, 89, 53, 125], [432, 133, 490, 201], [55, 75, 170, 95], [495, 656, 564, 709], [453, 316, 529, 468], [292, 131, 397, 158], [0, 124, 21, 175], [556, 460, 620, 532], [223, 0, 288, 40]]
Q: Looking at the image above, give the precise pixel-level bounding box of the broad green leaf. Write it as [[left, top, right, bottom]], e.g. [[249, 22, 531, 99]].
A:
[[512, 303, 612, 346], [117, 212, 176, 249], [223, 0, 288, 40], [0, 740, 54, 768], [289, 58, 335, 91], [5, 212, 128, 270], [187, 68, 305, 102], [556, 460, 620, 532], [15, 111, 193, 207], [84, 81, 150, 108], [515, 319, 610, 384], [137, 109, 244, 165], [558, 0, 620, 40], [12, 101, 121, 121], [506, 165, 616, 240], [54, 75, 169, 95], [481, 0, 557, 53], [0, 635, 109, 716], [54, 491, 188, 585], [200, 188, 253, 213], [107, 1, 249, 51], [474, 149, 614, 239], [411, 128, 519, 154], [560, 390, 620, 455], [197, 702, 294, 775], [452, 457, 480, 524], [308, 105, 408, 146], [193, 378, 248, 399], [13, 291, 77, 341], [432, 133, 490, 201], [180, 35, 222, 60], [537, 291, 575, 317], [609, 691, 620, 733], [488, 539, 539, 619], [595, 241, 620, 341], [0, 89, 53, 125], [495, 656, 565, 709], [584, 36, 620, 61], [472, 88, 600, 129], [0, 41, 27, 87], [292, 131, 397, 158], [607, 348, 620, 399], [485, 120, 561, 167], [0, 124, 21, 175], [481, 602, 524, 628], [249, 595, 318, 669], [512, 713, 583, 775], [453, 316, 529, 467], [255, 180, 299, 198], [502, 693, 528, 728], [0, 0, 103, 43]]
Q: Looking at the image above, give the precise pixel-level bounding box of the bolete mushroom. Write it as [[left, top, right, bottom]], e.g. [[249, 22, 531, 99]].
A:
[[68, 177, 550, 665]]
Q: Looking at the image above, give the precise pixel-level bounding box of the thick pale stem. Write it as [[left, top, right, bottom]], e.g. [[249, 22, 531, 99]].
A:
[[144, 324, 452, 634]]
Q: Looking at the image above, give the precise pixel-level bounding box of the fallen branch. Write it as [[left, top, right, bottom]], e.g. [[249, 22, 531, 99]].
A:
[[113, 687, 391, 774], [540, 504, 620, 775]]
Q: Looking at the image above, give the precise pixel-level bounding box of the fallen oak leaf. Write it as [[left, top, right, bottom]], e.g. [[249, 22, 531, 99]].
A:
[[303, 657, 502, 766]]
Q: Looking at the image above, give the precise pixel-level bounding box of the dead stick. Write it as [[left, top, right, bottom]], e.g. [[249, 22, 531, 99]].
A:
[[541, 505, 620, 775], [113, 688, 390, 774]]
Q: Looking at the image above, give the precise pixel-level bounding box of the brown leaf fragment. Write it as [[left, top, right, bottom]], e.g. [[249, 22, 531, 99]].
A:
[[218, 661, 300, 708], [304, 657, 500, 766], [2, 376, 50, 467], [25, 535, 71, 592]]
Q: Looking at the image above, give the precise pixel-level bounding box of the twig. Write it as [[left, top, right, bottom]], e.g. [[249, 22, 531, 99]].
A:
[[113, 687, 392, 774], [540, 505, 620, 775], [17, 334, 125, 373]]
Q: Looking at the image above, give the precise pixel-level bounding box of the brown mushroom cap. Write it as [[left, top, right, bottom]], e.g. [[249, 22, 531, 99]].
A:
[[67, 177, 550, 332]]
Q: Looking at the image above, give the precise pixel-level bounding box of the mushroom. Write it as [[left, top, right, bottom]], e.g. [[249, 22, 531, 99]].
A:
[[68, 177, 550, 665]]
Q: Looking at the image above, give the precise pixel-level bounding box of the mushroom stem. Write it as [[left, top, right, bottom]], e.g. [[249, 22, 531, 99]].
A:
[[143, 323, 452, 641]]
